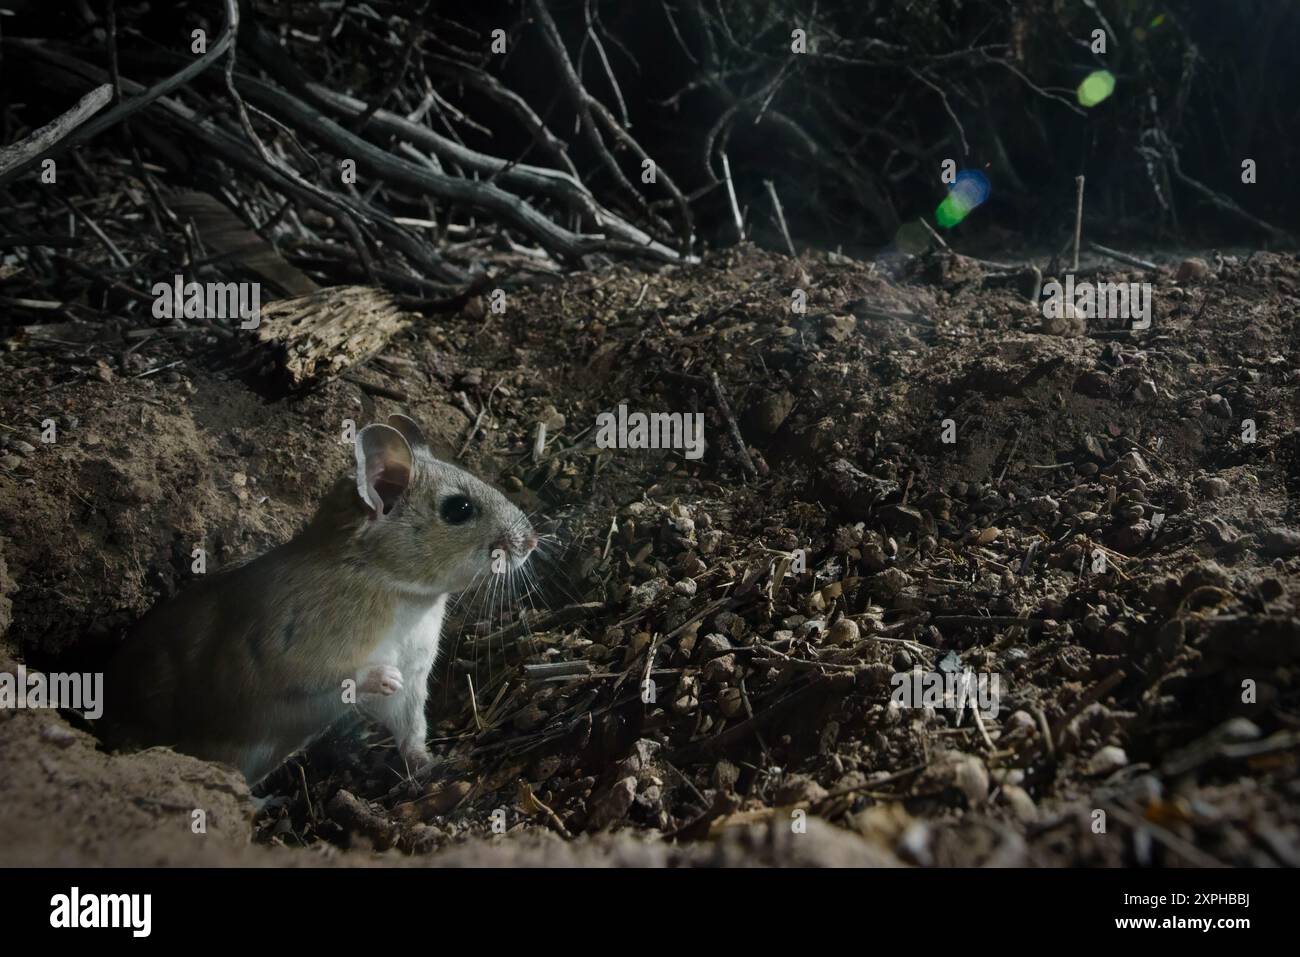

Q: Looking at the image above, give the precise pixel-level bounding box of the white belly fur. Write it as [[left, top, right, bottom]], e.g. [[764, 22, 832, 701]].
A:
[[373, 594, 447, 670], [358, 593, 447, 762]]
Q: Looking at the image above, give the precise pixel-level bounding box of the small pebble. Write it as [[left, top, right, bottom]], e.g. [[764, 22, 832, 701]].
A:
[[1087, 745, 1129, 776], [827, 618, 860, 646]]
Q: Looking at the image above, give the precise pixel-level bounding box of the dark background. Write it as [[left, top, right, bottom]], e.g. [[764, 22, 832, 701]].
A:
[[3, 0, 1296, 253]]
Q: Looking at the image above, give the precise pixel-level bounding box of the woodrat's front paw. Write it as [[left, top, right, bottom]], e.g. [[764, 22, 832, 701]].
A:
[[359, 664, 404, 696], [401, 744, 433, 774]]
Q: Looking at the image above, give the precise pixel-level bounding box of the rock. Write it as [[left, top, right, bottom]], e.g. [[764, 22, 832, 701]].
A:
[[1005, 710, 1037, 734], [713, 760, 741, 792], [897, 820, 933, 865], [1117, 504, 1145, 523], [618, 738, 662, 777], [699, 633, 731, 656], [1197, 476, 1229, 499], [1175, 257, 1212, 282], [1182, 561, 1230, 591], [819, 459, 898, 519], [512, 702, 547, 732], [795, 618, 826, 640], [775, 774, 829, 806], [1136, 378, 1158, 402], [628, 577, 669, 610], [1204, 393, 1233, 418], [717, 686, 745, 718], [702, 653, 736, 684], [1028, 495, 1059, 518], [875, 567, 911, 596], [1042, 308, 1086, 337], [421, 780, 473, 816], [1111, 519, 1151, 551], [1086, 745, 1129, 776], [10, 440, 36, 455], [920, 748, 987, 806], [1200, 517, 1239, 546], [861, 537, 888, 572], [39, 723, 78, 748], [539, 404, 566, 430], [1260, 527, 1300, 557], [754, 390, 796, 433], [950, 756, 989, 806], [1112, 450, 1152, 479], [1073, 370, 1112, 398], [671, 675, 700, 715], [1214, 717, 1262, 743], [920, 752, 988, 807], [827, 618, 860, 646], [831, 523, 865, 552], [587, 776, 638, 830], [821, 314, 858, 342], [877, 504, 925, 535], [1001, 785, 1038, 823], [0, 455, 21, 471]]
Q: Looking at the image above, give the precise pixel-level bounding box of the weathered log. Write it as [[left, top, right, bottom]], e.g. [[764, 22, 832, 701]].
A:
[[240, 285, 412, 392]]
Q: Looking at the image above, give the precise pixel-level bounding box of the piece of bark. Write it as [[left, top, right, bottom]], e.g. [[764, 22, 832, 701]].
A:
[[240, 285, 412, 391], [169, 191, 318, 297]]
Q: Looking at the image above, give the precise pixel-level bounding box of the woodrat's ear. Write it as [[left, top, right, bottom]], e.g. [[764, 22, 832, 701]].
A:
[[389, 411, 457, 462], [386, 413, 430, 455], [354, 424, 413, 519]]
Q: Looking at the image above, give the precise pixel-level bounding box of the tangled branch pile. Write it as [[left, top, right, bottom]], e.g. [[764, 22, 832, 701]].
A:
[[3, 0, 1295, 340]]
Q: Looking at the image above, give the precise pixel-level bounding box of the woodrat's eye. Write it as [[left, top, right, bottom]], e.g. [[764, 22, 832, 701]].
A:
[[440, 495, 476, 525]]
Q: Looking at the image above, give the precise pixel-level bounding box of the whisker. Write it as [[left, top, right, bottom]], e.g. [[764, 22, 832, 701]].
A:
[[528, 549, 593, 609]]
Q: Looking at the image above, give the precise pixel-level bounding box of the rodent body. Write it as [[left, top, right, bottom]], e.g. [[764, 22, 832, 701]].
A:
[[104, 414, 535, 784]]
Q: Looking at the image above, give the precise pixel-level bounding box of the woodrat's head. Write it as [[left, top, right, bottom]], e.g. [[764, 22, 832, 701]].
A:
[[349, 413, 536, 596]]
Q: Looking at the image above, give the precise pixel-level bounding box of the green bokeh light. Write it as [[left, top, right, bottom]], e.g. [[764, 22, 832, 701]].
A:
[[1078, 70, 1116, 108], [935, 193, 974, 229]]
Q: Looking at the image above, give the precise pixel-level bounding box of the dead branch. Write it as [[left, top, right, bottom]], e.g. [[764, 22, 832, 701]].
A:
[[0, 83, 112, 183], [0, 0, 239, 189], [530, 0, 693, 248]]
